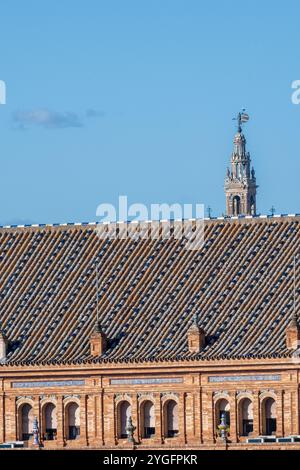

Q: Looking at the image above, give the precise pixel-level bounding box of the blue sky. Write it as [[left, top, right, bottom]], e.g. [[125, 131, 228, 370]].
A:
[[0, 0, 299, 224]]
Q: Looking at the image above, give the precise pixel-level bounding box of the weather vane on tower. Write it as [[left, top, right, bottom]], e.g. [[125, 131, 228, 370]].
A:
[[233, 109, 249, 132]]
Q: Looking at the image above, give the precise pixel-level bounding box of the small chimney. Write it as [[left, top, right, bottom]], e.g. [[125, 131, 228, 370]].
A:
[[187, 313, 205, 353], [0, 327, 8, 362], [286, 312, 300, 350], [90, 321, 107, 357]]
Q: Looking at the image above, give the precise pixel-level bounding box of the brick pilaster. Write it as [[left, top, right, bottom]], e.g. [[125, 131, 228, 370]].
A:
[[86, 394, 98, 446], [229, 392, 237, 443], [33, 396, 40, 440], [296, 387, 300, 435], [103, 393, 115, 446], [79, 395, 88, 446], [0, 394, 4, 443], [131, 394, 139, 444], [277, 390, 283, 437], [4, 396, 16, 442], [196, 390, 202, 444], [252, 391, 260, 437], [178, 392, 186, 444], [283, 390, 292, 436], [197, 388, 203, 444], [153, 393, 162, 444], [56, 395, 64, 445], [204, 391, 215, 443], [99, 390, 104, 445]]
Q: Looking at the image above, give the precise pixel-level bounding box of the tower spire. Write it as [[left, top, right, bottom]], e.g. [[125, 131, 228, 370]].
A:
[[224, 111, 258, 217]]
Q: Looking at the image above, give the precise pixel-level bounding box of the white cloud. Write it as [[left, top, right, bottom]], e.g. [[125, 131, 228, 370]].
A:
[[13, 109, 83, 129]]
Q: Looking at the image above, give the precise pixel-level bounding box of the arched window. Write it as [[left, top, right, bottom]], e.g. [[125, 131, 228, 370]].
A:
[[216, 399, 230, 430], [117, 401, 131, 439], [250, 196, 255, 215], [239, 398, 253, 436], [232, 196, 241, 216], [66, 402, 80, 440], [263, 398, 276, 436], [20, 404, 34, 441], [141, 401, 155, 438], [164, 400, 178, 438], [43, 403, 57, 441]]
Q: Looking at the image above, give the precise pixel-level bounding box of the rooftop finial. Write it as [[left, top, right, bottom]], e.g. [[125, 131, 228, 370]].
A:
[[289, 255, 298, 328], [96, 264, 100, 325], [0, 322, 8, 362], [286, 256, 299, 349], [188, 311, 205, 353], [206, 206, 213, 219], [94, 320, 102, 333]]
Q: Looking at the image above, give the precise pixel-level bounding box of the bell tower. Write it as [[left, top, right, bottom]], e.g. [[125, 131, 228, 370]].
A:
[[224, 111, 258, 216]]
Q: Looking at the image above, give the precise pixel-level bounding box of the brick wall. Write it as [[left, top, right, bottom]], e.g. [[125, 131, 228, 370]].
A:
[[0, 361, 299, 449]]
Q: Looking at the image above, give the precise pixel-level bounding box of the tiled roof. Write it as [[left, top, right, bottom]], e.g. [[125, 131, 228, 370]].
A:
[[0, 215, 299, 366]]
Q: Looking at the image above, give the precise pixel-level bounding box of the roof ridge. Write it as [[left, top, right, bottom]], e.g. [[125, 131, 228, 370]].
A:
[[0, 213, 299, 230]]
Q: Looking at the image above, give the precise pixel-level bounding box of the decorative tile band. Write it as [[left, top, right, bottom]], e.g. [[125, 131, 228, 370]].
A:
[[208, 374, 281, 383], [12, 380, 85, 389], [110, 377, 183, 385]]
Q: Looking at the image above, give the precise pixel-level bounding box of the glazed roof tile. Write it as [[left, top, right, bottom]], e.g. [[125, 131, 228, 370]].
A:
[[0, 215, 299, 365]]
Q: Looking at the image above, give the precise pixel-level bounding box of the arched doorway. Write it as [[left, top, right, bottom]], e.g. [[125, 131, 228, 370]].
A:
[[262, 398, 276, 435], [117, 401, 131, 439], [42, 403, 57, 440], [164, 400, 178, 438], [238, 398, 253, 436], [215, 399, 230, 433], [65, 402, 80, 440], [19, 403, 34, 441], [140, 401, 155, 438]]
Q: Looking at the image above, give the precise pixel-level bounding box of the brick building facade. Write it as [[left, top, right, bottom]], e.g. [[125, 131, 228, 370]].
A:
[[1, 355, 300, 449], [0, 120, 299, 449]]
